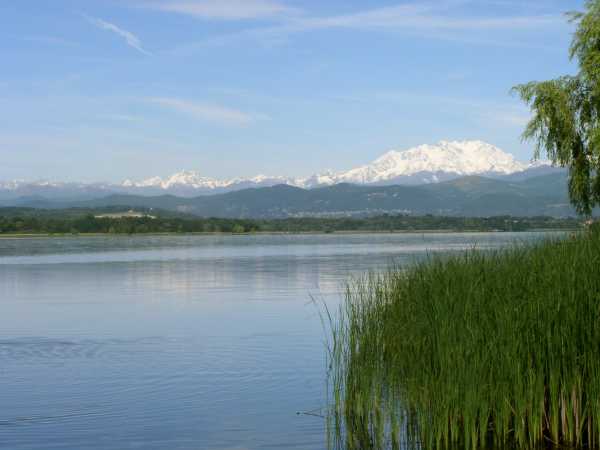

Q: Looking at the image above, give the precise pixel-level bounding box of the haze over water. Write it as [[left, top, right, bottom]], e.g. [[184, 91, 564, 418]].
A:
[[0, 232, 557, 450]]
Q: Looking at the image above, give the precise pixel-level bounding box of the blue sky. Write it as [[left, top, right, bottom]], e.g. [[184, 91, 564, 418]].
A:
[[0, 0, 583, 182]]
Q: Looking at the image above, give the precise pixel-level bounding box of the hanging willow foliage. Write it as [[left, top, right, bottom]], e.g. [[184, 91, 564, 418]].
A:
[[513, 0, 600, 215]]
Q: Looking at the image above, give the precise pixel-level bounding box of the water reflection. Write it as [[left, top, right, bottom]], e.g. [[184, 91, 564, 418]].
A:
[[0, 232, 558, 450]]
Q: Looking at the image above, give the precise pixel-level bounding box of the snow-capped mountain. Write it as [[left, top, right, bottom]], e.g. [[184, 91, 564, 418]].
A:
[[0, 180, 118, 202], [134, 172, 295, 191], [1, 140, 558, 201], [123, 171, 229, 190], [121, 171, 297, 196], [327, 140, 529, 185], [120, 140, 550, 191]]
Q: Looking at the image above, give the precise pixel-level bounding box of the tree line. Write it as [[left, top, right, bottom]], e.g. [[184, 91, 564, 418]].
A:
[[0, 208, 583, 235]]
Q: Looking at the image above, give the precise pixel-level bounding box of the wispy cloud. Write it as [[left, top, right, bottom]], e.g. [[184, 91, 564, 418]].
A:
[[143, 0, 299, 20], [172, 0, 566, 51], [149, 97, 268, 125], [86, 16, 152, 55], [319, 88, 533, 131], [298, 3, 562, 31], [484, 110, 531, 127]]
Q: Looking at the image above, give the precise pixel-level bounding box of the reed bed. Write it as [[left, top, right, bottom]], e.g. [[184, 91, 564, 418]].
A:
[[328, 227, 600, 450]]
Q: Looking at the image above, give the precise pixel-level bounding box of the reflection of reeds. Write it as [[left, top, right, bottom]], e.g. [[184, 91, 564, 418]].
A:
[[328, 226, 600, 450]]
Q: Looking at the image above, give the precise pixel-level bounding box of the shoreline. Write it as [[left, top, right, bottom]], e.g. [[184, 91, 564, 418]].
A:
[[0, 228, 578, 239]]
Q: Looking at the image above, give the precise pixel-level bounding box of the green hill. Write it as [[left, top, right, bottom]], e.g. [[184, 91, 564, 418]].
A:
[[10, 173, 576, 218]]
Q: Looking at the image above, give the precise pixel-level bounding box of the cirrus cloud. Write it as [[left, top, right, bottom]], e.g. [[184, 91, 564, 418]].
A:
[[143, 0, 299, 20], [149, 97, 269, 126], [86, 15, 152, 55]]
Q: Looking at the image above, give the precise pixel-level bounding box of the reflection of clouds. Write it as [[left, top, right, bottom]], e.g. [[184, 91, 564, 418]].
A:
[[1, 233, 561, 449], [1, 232, 559, 306], [0, 231, 558, 264], [118, 253, 390, 303], [120, 256, 333, 301]]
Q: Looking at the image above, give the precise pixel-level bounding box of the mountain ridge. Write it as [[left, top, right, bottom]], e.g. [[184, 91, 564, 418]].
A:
[[0, 140, 561, 199], [2, 172, 574, 218]]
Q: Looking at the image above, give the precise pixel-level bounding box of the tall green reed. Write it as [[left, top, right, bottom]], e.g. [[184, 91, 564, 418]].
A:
[[329, 227, 600, 450]]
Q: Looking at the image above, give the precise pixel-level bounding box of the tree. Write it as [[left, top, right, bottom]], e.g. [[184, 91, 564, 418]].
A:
[[513, 0, 600, 215], [232, 224, 245, 234]]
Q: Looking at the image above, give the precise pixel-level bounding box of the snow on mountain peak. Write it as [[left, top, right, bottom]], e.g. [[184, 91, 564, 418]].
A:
[[2, 140, 552, 197], [162, 171, 222, 189], [372, 140, 526, 177], [117, 140, 540, 192], [310, 140, 528, 186], [122, 170, 229, 190]]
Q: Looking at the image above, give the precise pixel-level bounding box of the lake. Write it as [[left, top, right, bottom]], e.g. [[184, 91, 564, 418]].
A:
[[0, 232, 560, 450]]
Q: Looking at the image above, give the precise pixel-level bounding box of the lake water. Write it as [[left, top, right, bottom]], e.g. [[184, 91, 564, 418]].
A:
[[0, 232, 560, 450]]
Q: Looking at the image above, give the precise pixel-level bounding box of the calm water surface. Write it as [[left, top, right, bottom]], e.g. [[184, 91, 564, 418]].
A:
[[0, 232, 560, 450]]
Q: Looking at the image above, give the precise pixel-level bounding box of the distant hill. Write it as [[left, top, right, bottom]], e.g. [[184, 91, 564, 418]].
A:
[[2, 172, 575, 218], [0, 141, 565, 199]]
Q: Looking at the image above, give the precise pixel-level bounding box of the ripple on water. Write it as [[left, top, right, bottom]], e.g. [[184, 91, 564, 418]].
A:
[[0, 336, 168, 361], [0, 334, 325, 442], [1, 233, 556, 449]]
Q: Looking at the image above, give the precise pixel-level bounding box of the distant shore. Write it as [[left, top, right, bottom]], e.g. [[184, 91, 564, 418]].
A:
[[0, 208, 584, 236], [0, 228, 578, 239]]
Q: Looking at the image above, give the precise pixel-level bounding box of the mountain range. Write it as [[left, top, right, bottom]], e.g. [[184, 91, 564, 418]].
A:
[[0, 140, 573, 217], [2, 173, 572, 218], [0, 140, 562, 201]]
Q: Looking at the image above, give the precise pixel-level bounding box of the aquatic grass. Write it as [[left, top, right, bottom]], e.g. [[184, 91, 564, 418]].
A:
[[329, 226, 600, 450]]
